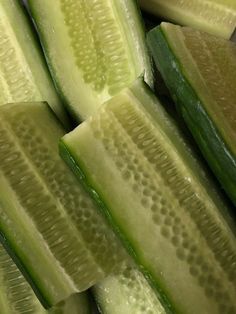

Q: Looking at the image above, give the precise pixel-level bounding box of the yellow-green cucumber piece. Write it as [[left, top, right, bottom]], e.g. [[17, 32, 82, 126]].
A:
[[0, 102, 127, 308], [147, 22, 236, 206], [0, 243, 47, 314], [60, 79, 236, 314], [0, 0, 69, 128], [93, 266, 166, 314], [27, 0, 153, 121], [140, 0, 236, 39], [0, 244, 90, 314]]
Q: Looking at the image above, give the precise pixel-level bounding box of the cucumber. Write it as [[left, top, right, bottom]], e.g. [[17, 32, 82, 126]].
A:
[[140, 0, 236, 39], [27, 0, 153, 121], [0, 243, 47, 313], [147, 23, 236, 207], [0, 0, 70, 128], [0, 102, 127, 307], [93, 265, 165, 314], [0, 244, 91, 314], [60, 79, 236, 314]]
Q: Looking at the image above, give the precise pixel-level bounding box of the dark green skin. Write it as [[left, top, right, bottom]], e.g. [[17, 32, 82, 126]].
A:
[[147, 26, 236, 207]]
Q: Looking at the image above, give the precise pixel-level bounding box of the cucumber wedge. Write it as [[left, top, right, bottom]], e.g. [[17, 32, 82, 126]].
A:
[[147, 23, 236, 207], [27, 0, 153, 121], [140, 0, 236, 39], [0, 244, 90, 314], [0, 0, 69, 128], [93, 266, 165, 314], [60, 79, 236, 314], [0, 102, 127, 307], [0, 243, 47, 314]]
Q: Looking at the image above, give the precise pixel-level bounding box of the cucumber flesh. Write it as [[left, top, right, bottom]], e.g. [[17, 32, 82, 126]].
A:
[[0, 102, 127, 307], [0, 0, 70, 128], [27, 0, 153, 121], [93, 265, 165, 314], [140, 0, 236, 39], [0, 243, 91, 314], [61, 79, 236, 314], [0, 243, 47, 314], [147, 22, 236, 206]]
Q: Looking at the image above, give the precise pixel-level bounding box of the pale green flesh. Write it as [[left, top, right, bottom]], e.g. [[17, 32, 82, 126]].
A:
[[28, 0, 152, 121], [160, 22, 236, 156], [93, 265, 166, 314], [0, 102, 126, 306], [62, 81, 236, 314], [140, 0, 236, 39], [0, 244, 90, 314], [0, 0, 69, 128], [0, 244, 46, 314]]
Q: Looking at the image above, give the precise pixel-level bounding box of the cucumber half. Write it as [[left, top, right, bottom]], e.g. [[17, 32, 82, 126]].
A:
[[0, 0, 69, 128], [93, 265, 165, 314], [0, 243, 46, 314], [147, 22, 236, 207], [0, 244, 91, 314], [60, 79, 236, 314], [0, 102, 127, 307], [140, 0, 236, 39], [27, 0, 153, 121]]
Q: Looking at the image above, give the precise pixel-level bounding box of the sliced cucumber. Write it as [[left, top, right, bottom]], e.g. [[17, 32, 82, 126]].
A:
[[0, 243, 47, 313], [0, 243, 91, 314], [0, 102, 127, 307], [93, 265, 165, 314], [0, 0, 69, 128], [60, 79, 236, 314], [27, 0, 153, 121], [140, 0, 236, 39], [147, 22, 236, 206]]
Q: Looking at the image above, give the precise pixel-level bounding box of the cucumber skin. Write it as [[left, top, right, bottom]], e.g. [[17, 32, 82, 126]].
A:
[[147, 26, 236, 207], [59, 140, 173, 314]]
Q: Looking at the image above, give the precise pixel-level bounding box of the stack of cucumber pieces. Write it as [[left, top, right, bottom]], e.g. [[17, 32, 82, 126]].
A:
[[0, 0, 235, 313]]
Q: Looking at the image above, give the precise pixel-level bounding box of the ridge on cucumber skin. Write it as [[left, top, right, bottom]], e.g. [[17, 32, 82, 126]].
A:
[[61, 79, 236, 314], [27, 0, 153, 122], [0, 101, 127, 307]]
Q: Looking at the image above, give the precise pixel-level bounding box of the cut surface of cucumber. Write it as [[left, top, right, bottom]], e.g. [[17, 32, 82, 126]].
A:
[[147, 22, 236, 206], [140, 0, 236, 39], [0, 243, 91, 314], [0, 243, 47, 314], [93, 265, 165, 314], [61, 79, 236, 314], [0, 102, 127, 307], [27, 0, 153, 121], [0, 0, 69, 127]]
